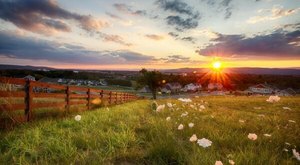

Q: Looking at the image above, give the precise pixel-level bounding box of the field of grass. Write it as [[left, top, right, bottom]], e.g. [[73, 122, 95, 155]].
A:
[[0, 96, 299, 164]]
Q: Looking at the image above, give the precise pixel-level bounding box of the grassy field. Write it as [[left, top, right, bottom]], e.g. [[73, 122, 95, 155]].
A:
[[0, 96, 299, 164]]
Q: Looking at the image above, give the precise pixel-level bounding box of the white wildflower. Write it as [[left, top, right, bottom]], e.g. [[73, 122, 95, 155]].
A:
[[215, 161, 223, 165], [197, 138, 212, 148], [288, 120, 296, 123], [188, 123, 194, 128], [178, 98, 192, 103], [166, 117, 171, 121], [189, 134, 197, 142], [247, 133, 258, 140], [156, 104, 165, 112], [263, 134, 272, 137], [229, 160, 235, 165], [200, 105, 205, 110], [178, 124, 184, 130], [266, 95, 280, 103], [292, 149, 300, 161], [283, 107, 291, 110], [167, 103, 173, 108], [74, 115, 81, 121], [181, 112, 188, 117], [239, 119, 245, 123]]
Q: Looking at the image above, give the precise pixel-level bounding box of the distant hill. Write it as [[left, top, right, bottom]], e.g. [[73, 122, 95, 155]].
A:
[[0, 64, 55, 71], [0, 64, 300, 75], [162, 67, 300, 75]]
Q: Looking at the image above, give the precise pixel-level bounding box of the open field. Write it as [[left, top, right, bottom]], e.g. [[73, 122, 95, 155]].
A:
[[0, 96, 299, 164]]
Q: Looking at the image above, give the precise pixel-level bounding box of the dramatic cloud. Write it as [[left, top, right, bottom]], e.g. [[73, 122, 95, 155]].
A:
[[0, 0, 107, 35], [113, 3, 147, 16], [145, 34, 164, 40], [96, 32, 133, 46], [156, 0, 200, 31], [201, 0, 234, 19], [196, 30, 300, 58], [166, 16, 198, 31], [0, 31, 152, 65], [159, 55, 191, 63], [181, 36, 197, 44], [247, 6, 300, 24]]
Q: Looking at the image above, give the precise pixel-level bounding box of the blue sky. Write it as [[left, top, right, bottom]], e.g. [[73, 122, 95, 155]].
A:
[[0, 0, 299, 70]]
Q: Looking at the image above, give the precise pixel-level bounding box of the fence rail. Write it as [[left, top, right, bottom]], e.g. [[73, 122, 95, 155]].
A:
[[0, 77, 138, 122]]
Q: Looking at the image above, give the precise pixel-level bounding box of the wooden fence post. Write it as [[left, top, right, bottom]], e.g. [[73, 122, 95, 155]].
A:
[[65, 86, 70, 114], [109, 91, 112, 105], [87, 88, 91, 110], [115, 92, 118, 104], [24, 79, 33, 121], [100, 90, 103, 100]]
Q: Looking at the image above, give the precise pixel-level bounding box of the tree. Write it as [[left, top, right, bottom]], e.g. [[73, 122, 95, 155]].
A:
[[137, 69, 163, 99]]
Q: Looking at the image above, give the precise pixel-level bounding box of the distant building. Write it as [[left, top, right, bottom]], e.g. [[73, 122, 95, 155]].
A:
[[277, 88, 297, 96], [23, 75, 35, 81], [182, 83, 202, 92], [248, 83, 274, 95], [165, 82, 182, 93], [207, 83, 223, 91], [138, 86, 151, 93]]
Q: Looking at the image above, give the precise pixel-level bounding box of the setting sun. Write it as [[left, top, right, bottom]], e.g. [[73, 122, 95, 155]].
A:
[[212, 61, 222, 70]]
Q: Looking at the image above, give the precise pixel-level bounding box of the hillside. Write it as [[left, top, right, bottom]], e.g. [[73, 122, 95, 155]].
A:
[[1, 96, 299, 164]]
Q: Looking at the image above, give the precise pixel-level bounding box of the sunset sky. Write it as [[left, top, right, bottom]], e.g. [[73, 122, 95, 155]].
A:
[[0, 0, 299, 70]]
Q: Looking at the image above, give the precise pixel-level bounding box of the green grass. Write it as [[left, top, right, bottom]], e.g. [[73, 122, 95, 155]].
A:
[[0, 96, 299, 164]]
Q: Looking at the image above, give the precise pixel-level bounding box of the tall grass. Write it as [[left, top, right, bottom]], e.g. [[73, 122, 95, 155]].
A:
[[0, 96, 299, 164]]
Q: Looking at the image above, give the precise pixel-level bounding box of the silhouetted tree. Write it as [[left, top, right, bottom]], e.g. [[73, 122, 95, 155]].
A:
[[137, 69, 163, 99]]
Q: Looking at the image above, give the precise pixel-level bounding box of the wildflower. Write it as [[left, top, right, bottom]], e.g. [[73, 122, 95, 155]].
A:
[[239, 119, 245, 123], [181, 112, 188, 117], [292, 149, 300, 161], [200, 105, 205, 110], [166, 117, 171, 121], [247, 133, 258, 140], [266, 95, 280, 103], [189, 134, 197, 142], [283, 107, 291, 110], [178, 124, 184, 130], [283, 148, 288, 152], [229, 160, 235, 165], [188, 123, 194, 128], [156, 104, 165, 112], [288, 120, 296, 123], [197, 138, 212, 148], [263, 134, 272, 137], [74, 115, 81, 121], [215, 161, 223, 165], [167, 102, 173, 108], [178, 98, 192, 103]]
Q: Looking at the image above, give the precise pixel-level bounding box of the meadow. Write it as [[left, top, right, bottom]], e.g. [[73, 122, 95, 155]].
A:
[[0, 96, 299, 164]]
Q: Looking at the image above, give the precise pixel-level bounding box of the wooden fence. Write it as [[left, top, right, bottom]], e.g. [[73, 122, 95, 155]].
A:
[[0, 77, 138, 122]]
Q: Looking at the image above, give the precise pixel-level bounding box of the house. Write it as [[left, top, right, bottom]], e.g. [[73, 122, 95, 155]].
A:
[[164, 82, 182, 93], [138, 86, 151, 93], [182, 83, 202, 92], [36, 77, 61, 93], [207, 83, 223, 91], [248, 83, 274, 95], [277, 88, 297, 96], [23, 75, 35, 81]]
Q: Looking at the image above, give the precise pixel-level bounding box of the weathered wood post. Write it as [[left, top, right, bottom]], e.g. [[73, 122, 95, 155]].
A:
[[24, 79, 33, 121], [115, 92, 118, 104], [65, 86, 70, 114], [109, 91, 112, 105], [87, 88, 91, 110]]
